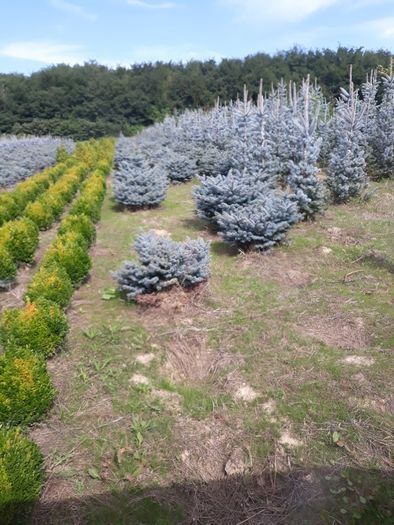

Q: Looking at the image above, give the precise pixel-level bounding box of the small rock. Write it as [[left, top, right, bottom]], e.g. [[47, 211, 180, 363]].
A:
[[328, 226, 341, 236], [234, 384, 258, 402], [130, 373, 150, 385], [152, 229, 170, 237], [224, 448, 248, 476], [343, 356, 374, 366], [279, 430, 302, 448], [320, 246, 332, 255], [180, 450, 190, 462], [351, 372, 367, 384], [135, 353, 155, 366], [261, 399, 276, 415]]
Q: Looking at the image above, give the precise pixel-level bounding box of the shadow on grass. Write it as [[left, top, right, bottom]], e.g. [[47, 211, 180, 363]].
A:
[[211, 240, 239, 257], [29, 467, 394, 525], [181, 217, 211, 234], [109, 201, 163, 214]]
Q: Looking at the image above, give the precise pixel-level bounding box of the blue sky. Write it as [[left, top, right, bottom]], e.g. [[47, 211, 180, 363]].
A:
[[0, 0, 393, 74]]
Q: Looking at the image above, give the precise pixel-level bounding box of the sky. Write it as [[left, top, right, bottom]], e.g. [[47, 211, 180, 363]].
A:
[[0, 0, 393, 74]]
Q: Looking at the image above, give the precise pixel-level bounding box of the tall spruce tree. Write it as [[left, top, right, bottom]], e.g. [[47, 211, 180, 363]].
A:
[[374, 69, 394, 179], [327, 67, 368, 202], [287, 77, 326, 219]]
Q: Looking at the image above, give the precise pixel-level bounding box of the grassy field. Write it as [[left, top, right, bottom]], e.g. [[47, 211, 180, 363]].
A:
[[30, 179, 394, 525]]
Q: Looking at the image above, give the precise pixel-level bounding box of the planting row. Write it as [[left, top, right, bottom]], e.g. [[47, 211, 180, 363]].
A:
[[0, 158, 72, 227], [0, 138, 114, 524], [0, 136, 75, 188], [0, 141, 109, 289]]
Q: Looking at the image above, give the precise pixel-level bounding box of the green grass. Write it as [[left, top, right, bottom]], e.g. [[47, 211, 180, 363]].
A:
[[36, 179, 394, 524]]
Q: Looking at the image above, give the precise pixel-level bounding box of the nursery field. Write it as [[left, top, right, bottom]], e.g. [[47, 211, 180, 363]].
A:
[[29, 178, 393, 524]]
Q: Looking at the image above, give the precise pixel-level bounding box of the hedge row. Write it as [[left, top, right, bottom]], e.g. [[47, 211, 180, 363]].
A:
[[24, 163, 88, 230], [0, 138, 114, 523], [0, 144, 104, 288], [0, 158, 73, 228]]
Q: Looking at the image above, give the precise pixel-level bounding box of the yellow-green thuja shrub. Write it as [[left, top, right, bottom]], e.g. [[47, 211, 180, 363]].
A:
[[24, 199, 54, 230], [0, 347, 54, 426], [0, 299, 68, 358], [0, 194, 19, 227], [0, 427, 43, 525], [41, 234, 91, 286], [0, 247, 16, 288], [24, 165, 86, 230], [56, 144, 70, 163], [12, 169, 53, 211], [26, 264, 74, 308], [58, 213, 96, 247], [0, 217, 39, 264], [69, 171, 107, 222]]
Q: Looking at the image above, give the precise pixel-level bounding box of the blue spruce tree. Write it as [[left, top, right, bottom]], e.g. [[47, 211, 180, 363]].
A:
[[215, 192, 300, 251], [374, 71, 394, 179], [113, 149, 168, 208], [287, 77, 326, 219], [112, 231, 210, 300], [327, 69, 368, 202], [193, 168, 274, 223]]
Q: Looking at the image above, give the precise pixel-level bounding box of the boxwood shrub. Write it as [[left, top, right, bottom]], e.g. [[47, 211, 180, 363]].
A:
[[58, 213, 96, 247], [0, 217, 39, 264], [0, 427, 43, 524], [0, 194, 19, 227], [0, 248, 16, 289], [24, 200, 54, 230], [0, 347, 54, 426], [0, 299, 68, 358], [41, 236, 91, 286], [26, 264, 74, 308]]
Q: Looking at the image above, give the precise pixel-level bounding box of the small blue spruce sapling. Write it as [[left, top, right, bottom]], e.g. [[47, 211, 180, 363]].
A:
[[112, 231, 210, 300]]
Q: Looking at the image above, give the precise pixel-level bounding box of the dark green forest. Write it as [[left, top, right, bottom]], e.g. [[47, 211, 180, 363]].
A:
[[0, 47, 392, 140]]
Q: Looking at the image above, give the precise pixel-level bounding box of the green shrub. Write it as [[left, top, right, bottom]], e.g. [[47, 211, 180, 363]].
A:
[[0, 427, 43, 524], [24, 200, 54, 230], [96, 159, 112, 176], [0, 218, 39, 264], [42, 236, 91, 286], [12, 170, 53, 211], [0, 194, 19, 227], [41, 191, 67, 220], [58, 213, 96, 247], [0, 347, 54, 426], [26, 264, 74, 307], [0, 248, 16, 288], [0, 299, 68, 358], [56, 144, 70, 163], [69, 171, 106, 222], [69, 195, 102, 222]]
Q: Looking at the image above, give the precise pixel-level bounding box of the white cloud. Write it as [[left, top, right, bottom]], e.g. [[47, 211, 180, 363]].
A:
[[218, 0, 340, 24], [0, 41, 86, 64], [49, 0, 97, 21], [127, 0, 177, 9]]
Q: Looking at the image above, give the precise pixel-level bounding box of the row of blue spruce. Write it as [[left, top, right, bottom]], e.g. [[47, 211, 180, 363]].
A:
[[112, 66, 394, 252]]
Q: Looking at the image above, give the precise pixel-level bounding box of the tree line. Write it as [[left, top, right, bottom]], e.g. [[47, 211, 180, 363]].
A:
[[0, 46, 392, 140]]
